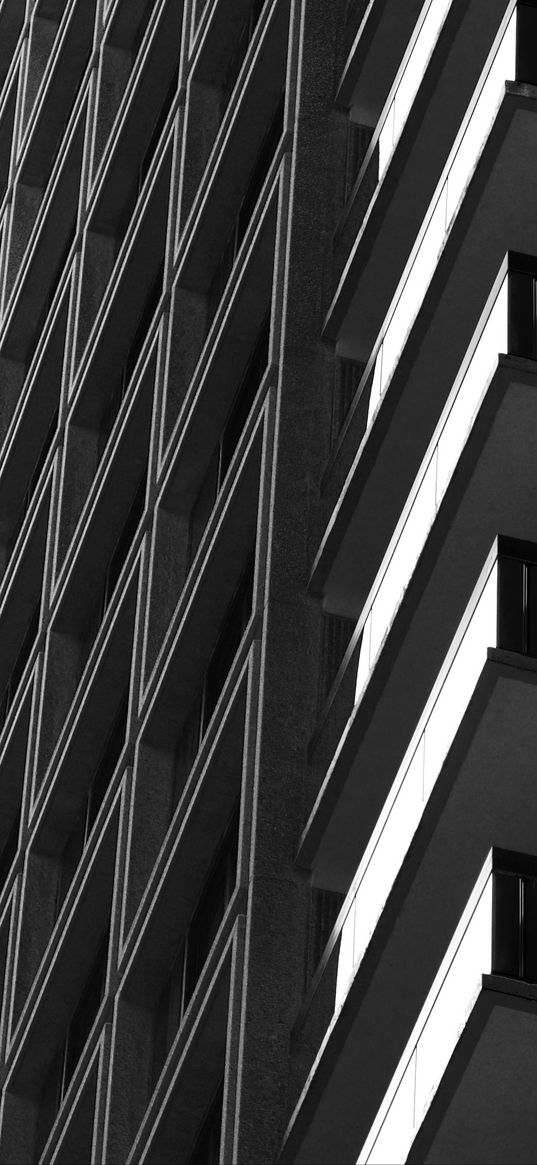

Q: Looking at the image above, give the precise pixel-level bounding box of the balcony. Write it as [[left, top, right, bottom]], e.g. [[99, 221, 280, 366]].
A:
[[361, 848, 537, 1164], [301, 255, 537, 890], [333, 0, 508, 345], [284, 540, 537, 1164], [358, 857, 494, 1165], [314, 1, 537, 617]]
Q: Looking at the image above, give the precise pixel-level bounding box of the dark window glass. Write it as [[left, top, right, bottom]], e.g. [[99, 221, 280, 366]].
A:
[[344, 121, 374, 200], [62, 936, 108, 1093], [131, 0, 155, 58], [86, 694, 128, 834], [152, 814, 239, 1086], [508, 269, 536, 358], [497, 554, 537, 658], [527, 562, 537, 657], [524, 875, 537, 981], [36, 933, 108, 1158], [56, 809, 87, 916], [0, 601, 40, 730], [331, 357, 364, 444], [189, 1080, 224, 1165], [139, 70, 178, 189], [493, 868, 537, 981], [219, 317, 269, 480], [56, 697, 128, 913], [172, 558, 254, 809], [102, 474, 146, 611], [152, 942, 185, 1084], [27, 225, 76, 367], [173, 690, 204, 810], [100, 263, 164, 455], [308, 887, 344, 982], [189, 319, 269, 562], [516, 4, 537, 85], [8, 404, 59, 557], [497, 555, 525, 653], [125, 260, 164, 381], [84, 470, 147, 656], [115, 62, 177, 255], [319, 613, 354, 707], [35, 1045, 64, 1162], [184, 810, 239, 1006], [221, 0, 265, 110], [0, 803, 21, 891], [207, 95, 284, 324], [493, 870, 521, 977], [188, 448, 220, 566], [202, 556, 254, 732]]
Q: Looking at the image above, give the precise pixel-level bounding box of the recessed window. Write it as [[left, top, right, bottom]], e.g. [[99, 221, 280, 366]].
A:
[[173, 553, 254, 803], [493, 853, 537, 982], [189, 319, 269, 562], [56, 695, 128, 913], [207, 94, 284, 326], [35, 932, 109, 1158], [188, 1079, 224, 1165], [152, 812, 239, 1082]]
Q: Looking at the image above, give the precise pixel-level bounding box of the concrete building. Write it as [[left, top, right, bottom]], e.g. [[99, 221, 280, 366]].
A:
[[0, 1, 536, 1162]]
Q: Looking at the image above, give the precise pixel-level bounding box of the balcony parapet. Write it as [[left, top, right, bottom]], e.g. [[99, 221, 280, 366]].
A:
[[286, 538, 537, 1165], [358, 855, 494, 1164], [302, 257, 537, 891], [315, 2, 537, 617]]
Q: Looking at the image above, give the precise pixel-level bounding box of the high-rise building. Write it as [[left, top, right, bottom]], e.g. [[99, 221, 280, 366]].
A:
[[0, 1, 536, 1162]]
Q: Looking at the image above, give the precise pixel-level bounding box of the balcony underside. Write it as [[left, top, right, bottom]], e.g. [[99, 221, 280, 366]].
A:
[[407, 981, 537, 1165], [337, 0, 427, 117], [315, 84, 537, 617], [301, 357, 537, 888], [331, 0, 507, 357], [283, 653, 537, 1164]]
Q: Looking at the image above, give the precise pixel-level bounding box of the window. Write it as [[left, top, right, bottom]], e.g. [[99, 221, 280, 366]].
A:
[[506, 254, 537, 360], [26, 224, 76, 368], [331, 356, 364, 445], [0, 601, 41, 731], [8, 405, 59, 558], [497, 552, 537, 657], [35, 933, 108, 1159], [173, 555, 254, 803], [0, 799, 22, 892], [206, 94, 284, 325], [220, 0, 265, 111], [493, 852, 537, 982], [189, 1080, 224, 1165], [82, 471, 147, 663], [344, 120, 374, 201], [189, 318, 269, 562], [319, 613, 354, 708], [56, 694, 128, 913], [516, 3, 537, 85], [99, 261, 164, 455], [307, 887, 344, 984], [152, 813, 239, 1082]]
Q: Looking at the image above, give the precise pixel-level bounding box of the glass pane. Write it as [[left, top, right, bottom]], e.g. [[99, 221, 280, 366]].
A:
[[516, 4, 537, 84], [508, 270, 535, 357], [523, 876, 537, 981], [497, 556, 524, 652], [526, 562, 537, 657], [492, 870, 520, 977]]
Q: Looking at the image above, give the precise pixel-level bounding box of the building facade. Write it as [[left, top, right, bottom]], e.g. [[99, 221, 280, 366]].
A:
[[0, 0, 536, 1162]]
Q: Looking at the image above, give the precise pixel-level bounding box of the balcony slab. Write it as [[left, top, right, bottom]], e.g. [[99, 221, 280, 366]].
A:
[[302, 357, 537, 888], [284, 653, 537, 1163], [315, 84, 537, 617]]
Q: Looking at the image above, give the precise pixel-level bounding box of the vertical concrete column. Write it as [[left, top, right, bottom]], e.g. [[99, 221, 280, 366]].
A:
[[229, 0, 346, 1160]]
